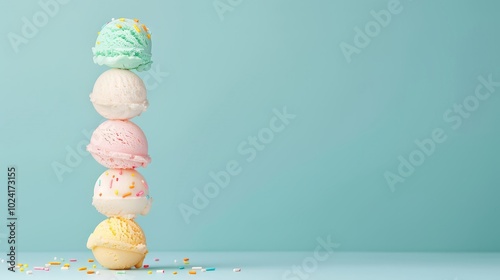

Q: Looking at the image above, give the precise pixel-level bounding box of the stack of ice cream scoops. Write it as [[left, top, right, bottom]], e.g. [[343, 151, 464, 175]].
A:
[[85, 18, 153, 270]]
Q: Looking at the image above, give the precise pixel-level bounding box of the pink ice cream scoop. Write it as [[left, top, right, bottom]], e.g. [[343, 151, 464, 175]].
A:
[[87, 120, 151, 169]]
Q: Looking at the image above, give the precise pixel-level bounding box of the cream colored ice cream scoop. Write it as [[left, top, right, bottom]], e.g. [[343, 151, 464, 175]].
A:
[[90, 68, 148, 120], [92, 169, 152, 219]]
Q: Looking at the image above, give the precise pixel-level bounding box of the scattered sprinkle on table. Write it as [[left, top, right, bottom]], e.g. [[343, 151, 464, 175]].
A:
[[49, 261, 61, 265], [78, 267, 87, 271], [233, 268, 241, 272], [154, 258, 160, 261], [88, 259, 94, 262], [192, 266, 202, 270], [26, 270, 33, 275], [183, 258, 189, 261], [189, 270, 196, 275], [61, 267, 69, 270], [116, 271, 126, 274], [173, 271, 178, 275], [34, 267, 45, 270], [87, 270, 95, 274], [156, 270, 164, 273], [147, 270, 152, 274], [179, 266, 185, 269], [143, 264, 150, 268], [93, 264, 96, 268], [64, 264, 70, 267], [70, 259, 77, 262], [206, 267, 216, 271]]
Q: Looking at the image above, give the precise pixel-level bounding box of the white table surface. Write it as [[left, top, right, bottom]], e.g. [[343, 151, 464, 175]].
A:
[[1, 252, 499, 280]]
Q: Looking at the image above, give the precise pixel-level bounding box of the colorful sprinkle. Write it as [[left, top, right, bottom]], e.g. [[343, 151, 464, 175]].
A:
[[116, 271, 126, 274], [183, 258, 189, 262], [206, 267, 215, 271], [79, 267, 87, 271], [116, 24, 122, 28], [131, 173, 135, 177], [64, 264, 70, 267], [61, 267, 69, 270], [99, 193, 102, 197], [148, 271, 152, 274], [136, 191, 144, 197], [129, 185, 135, 189], [173, 271, 178, 275], [142, 180, 148, 188], [154, 258, 159, 261], [142, 24, 148, 32], [110, 178, 113, 188], [115, 190, 119, 196], [192, 266, 202, 270], [179, 266, 185, 269], [116, 178, 119, 181], [26, 270, 33, 274], [134, 24, 141, 33], [189, 270, 196, 275], [147, 33, 151, 40], [119, 18, 125, 22], [70, 259, 77, 262], [106, 172, 109, 176], [93, 265, 96, 268], [44, 267, 50, 271], [20, 268, 24, 272], [87, 270, 95, 274], [49, 262, 61, 265], [156, 270, 164, 273], [88, 259, 94, 263], [143, 264, 149, 268], [134, 18, 139, 23], [122, 192, 132, 198], [233, 268, 241, 272], [24, 264, 28, 268]]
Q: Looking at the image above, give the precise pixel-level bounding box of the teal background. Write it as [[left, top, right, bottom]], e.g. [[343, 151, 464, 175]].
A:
[[1, 0, 499, 253]]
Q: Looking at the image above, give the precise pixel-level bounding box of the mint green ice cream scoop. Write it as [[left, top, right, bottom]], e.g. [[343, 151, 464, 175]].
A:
[[93, 18, 152, 71]]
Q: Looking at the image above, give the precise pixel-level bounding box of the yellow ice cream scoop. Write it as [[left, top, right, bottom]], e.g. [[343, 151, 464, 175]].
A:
[[87, 217, 147, 269]]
